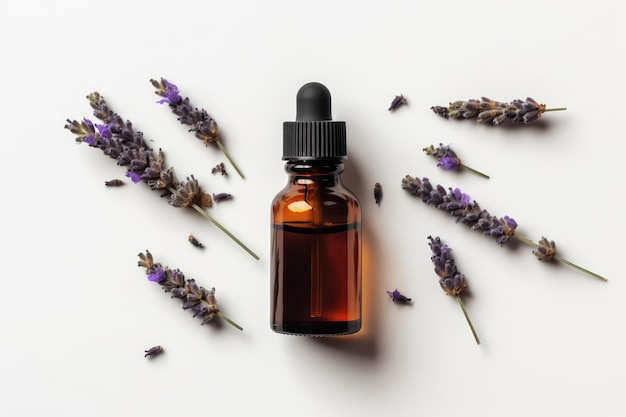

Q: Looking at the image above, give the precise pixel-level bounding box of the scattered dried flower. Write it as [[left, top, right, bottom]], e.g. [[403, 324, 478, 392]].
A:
[[151, 77, 245, 179], [212, 192, 232, 202], [388, 94, 407, 111], [188, 234, 204, 248], [137, 250, 242, 330], [211, 162, 227, 176], [423, 143, 489, 179], [65, 92, 258, 260], [401, 175, 606, 281], [104, 179, 125, 186], [533, 236, 556, 261], [428, 236, 480, 345], [431, 97, 566, 125], [374, 183, 382, 205], [386, 288, 412, 303], [169, 175, 213, 208], [144, 345, 164, 358]]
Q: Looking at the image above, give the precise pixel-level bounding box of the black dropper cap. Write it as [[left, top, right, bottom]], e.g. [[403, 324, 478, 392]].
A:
[[283, 82, 347, 161]]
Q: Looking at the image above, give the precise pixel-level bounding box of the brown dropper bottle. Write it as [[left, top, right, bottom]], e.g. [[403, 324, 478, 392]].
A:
[[270, 82, 362, 336]]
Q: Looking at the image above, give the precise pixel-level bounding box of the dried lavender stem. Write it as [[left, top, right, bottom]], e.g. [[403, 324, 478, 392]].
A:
[[457, 295, 480, 345], [214, 138, 244, 179], [217, 312, 243, 331], [512, 234, 607, 282], [544, 107, 567, 112], [553, 256, 607, 282], [511, 234, 537, 247], [190, 201, 259, 260], [459, 163, 490, 179]]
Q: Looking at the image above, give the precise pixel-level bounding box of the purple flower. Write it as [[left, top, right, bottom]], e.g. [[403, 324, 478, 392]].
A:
[[83, 135, 97, 145], [95, 122, 115, 141], [437, 156, 460, 170], [386, 288, 412, 303], [156, 79, 180, 105], [147, 267, 166, 283], [83, 117, 94, 131], [125, 171, 142, 184], [503, 215, 517, 229], [452, 188, 471, 207]]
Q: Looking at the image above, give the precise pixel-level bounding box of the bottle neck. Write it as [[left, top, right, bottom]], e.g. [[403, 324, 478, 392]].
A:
[[284, 160, 345, 174], [284, 160, 344, 184]]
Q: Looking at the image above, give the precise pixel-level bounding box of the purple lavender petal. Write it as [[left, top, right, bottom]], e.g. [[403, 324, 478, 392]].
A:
[[438, 157, 460, 170]]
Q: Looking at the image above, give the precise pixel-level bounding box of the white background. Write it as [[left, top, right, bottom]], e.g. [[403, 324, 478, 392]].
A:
[[1, 1, 624, 416]]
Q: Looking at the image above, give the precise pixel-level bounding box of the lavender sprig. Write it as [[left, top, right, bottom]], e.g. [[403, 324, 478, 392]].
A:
[[64, 92, 259, 260], [402, 175, 606, 281], [138, 250, 242, 330], [423, 143, 490, 179], [428, 236, 480, 345], [431, 97, 566, 125], [151, 78, 245, 179]]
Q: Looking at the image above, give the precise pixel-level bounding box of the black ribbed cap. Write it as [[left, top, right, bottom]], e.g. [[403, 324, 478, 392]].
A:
[[283, 82, 347, 160]]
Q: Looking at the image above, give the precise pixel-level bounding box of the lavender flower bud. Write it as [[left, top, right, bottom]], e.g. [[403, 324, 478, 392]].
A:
[[170, 287, 186, 298], [533, 236, 556, 261], [388, 94, 407, 111], [386, 288, 412, 303]]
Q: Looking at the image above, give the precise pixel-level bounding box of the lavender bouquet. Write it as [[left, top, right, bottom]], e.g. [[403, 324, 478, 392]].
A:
[[65, 92, 259, 260], [151, 78, 245, 179], [431, 97, 566, 125], [402, 175, 606, 281], [428, 236, 480, 345], [138, 250, 242, 330]]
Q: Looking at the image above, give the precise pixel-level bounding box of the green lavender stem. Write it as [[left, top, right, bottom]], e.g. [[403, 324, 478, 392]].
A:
[[215, 138, 245, 179], [544, 107, 567, 112], [191, 202, 259, 260], [457, 295, 480, 345], [513, 234, 606, 282], [218, 312, 243, 331], [459, 163, 490, 179]]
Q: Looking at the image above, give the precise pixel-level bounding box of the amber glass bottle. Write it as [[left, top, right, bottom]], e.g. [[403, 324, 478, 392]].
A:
[[271, 82, 362, 336]]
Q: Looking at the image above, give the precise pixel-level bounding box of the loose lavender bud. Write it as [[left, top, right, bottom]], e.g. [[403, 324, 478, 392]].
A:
[[104, 179, 124, 186], [212, 192, 232, 202], [374, 183, 382, 205], [388, 94, 407, 111], [211, 162, 227, 176], [144, 345, 164, 358], [386, 288, 412, 303], [188, 234, 204, 248]]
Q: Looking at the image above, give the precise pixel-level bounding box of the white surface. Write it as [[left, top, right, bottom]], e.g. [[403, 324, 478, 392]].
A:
[[1, 1, 624, 416]]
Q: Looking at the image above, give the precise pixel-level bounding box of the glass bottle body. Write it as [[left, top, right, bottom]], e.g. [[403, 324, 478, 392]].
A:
[[271, 161, 362, 336]]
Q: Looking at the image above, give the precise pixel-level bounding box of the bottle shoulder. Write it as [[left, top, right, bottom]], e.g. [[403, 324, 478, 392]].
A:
[[272, 183, 360, 225]]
